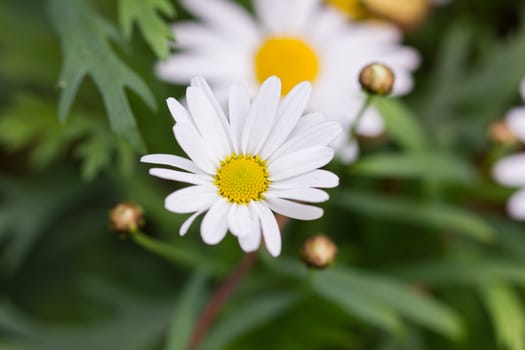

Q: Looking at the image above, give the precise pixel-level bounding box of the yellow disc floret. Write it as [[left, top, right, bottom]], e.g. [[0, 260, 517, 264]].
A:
[[255, 37, 319, 95], [215, 154, 270, 204]]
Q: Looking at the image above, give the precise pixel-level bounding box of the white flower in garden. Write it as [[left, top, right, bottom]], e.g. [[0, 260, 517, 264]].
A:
[[492, 79, 525, 220], [141, 76, 341, 256], [156, 0, 419, 163]]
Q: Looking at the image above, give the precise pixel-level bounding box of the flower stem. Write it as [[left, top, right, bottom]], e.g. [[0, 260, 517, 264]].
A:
[[187, 215, 289, 350], [349, 93, 374, 140], [186, 252, 258, 350]]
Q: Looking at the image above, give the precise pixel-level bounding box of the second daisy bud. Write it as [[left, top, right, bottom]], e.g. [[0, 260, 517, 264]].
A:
[[301, 235, 338, 269], [109, 201, 144, 235], [359, 63, 395, 96]]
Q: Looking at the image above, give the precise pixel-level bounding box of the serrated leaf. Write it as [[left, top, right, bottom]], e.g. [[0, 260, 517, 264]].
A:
[[200, 292, 300, 350], [47, 0, 156, 149], [0, 94, 135, 180], [119, 0, 175, 59], [166, 273, 208, 350], [373, 97, 427, 151], [351, 152, 476, 183], [481, 284, 525, 350], [335, 190, 496, 242]]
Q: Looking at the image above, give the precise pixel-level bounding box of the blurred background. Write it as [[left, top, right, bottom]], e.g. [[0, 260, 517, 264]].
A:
[[2, 0, 525, 349]]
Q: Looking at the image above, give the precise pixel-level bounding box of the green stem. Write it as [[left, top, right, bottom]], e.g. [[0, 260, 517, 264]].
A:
[[349, 93, 374, 140], [131, 231, 228, 275]]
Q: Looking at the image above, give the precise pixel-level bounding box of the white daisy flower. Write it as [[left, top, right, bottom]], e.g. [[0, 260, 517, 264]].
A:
[[141, 76, 341, 257], [492, 79, 525, 220], [156, 0, 419, 163]]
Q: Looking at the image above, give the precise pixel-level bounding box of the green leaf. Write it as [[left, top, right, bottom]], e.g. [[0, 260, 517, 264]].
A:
[[166, 273, 208, 350], [199, 292, 300, 350], [118, 0, 175, 59], [373, 97, 427, 151], [0, 170, 98, 274], [314, 268, 463, 340], [481, 284, 525, 350], [131, 231, 229, 275], [394, 258, 525, 288], [351, 152, 476, 183], [47, 0, 156, 149], [0, 94, 135, 180], [313, 270, 404, 335], [335, 190, 496, 242]]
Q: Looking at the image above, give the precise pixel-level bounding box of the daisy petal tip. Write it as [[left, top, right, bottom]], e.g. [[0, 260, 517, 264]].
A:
[[267, 243, 281, 257]]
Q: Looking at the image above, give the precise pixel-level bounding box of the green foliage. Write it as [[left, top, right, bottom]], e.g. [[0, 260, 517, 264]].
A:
[[118, 0, 176, 59], [166, 273, 208, 350], [0, 94, 135, 180], [335, 189, 496, 242], [2, 1, 525, 350], [481, 284, 525, 350], [47, 0, 156, 150]]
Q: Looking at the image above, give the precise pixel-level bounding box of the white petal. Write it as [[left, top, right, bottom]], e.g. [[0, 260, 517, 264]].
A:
[[506, 107, 525, 143], [200, 198, 230, 245], [242, 76, 281, 155], [148, 168, 212, 185], [270, 169, 339, 189], [180, 210, 204, 236], [253, 202, 281, 257], [140, 154, 202, 173], [167, 97, 192, 125], [165, 185, 218, 214], [173, 123, 218, 174], [357, 108, 385, 137], [254, 0, 318, 34], [238, 202, 262, 252], [186, 86, 231, 160], [260, 82, 312, 159], [265, 197, 323, 221], [267, 188, 329, 203], [289, 112, 326, 137], [493, 154, 525, 187], [156, 52, 251, 84], [228, 204, 258, 237], [270, 120, 342, 161], [238, 228, 261, 253], [228, 84, 251, 154], [269, 147, 335, 181], [508, 189, 525, 221], [191, 76, 233, 135], [181, 0, 259, 45], [337, 139, 359, 164]]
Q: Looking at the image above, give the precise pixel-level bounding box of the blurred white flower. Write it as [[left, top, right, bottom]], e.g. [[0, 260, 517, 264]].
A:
[[142, 76, 341, 256], [492, 80, 525, 220], [156, 0, 419, 163]]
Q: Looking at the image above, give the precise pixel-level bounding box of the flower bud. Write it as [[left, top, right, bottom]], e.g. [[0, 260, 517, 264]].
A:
[[489, 120, 518, 146], [363, 0, 429, 30], [301, 235, 337, 269], [359, 63, 395, 95], [109, 201, 144, 235]]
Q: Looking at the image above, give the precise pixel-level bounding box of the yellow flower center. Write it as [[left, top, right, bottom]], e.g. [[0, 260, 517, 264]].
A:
[[255, 37, 319, 95], [214, 154, 270, 204], [325, 0, 372, 19]]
